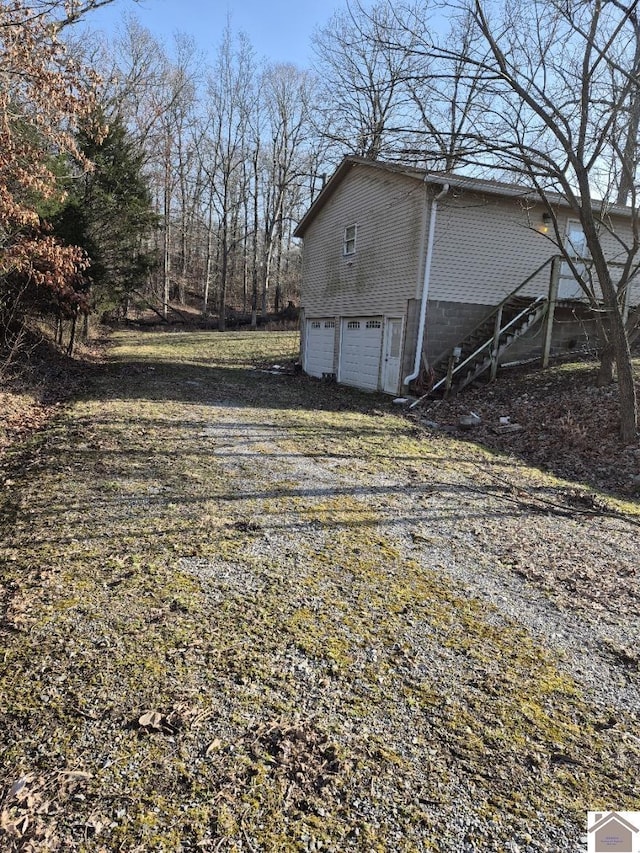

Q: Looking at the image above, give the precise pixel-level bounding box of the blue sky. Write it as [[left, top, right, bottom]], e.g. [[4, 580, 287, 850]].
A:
[[83, 0, 341, 68]]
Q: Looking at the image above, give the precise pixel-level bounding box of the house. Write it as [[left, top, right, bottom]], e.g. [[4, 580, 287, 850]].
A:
[[293, 156, 639, 396], [588, 811, 639, 852]]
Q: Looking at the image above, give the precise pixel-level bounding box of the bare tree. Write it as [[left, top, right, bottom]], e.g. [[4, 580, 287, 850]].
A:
[[167, 36, 201, 306], [375, 0, 640, 440], [154, 39, 199, 317], [201, 27, 257, 331], [87, 17, 324, 328], [312, 2, 418, 160], [395, 10, 492, 171], [259, 64, 317, 318], [106, 20, 200, 317]]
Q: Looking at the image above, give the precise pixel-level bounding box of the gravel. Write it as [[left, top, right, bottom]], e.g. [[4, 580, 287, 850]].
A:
[[181, 397, 640, 852], [5, 354, 638, 852]]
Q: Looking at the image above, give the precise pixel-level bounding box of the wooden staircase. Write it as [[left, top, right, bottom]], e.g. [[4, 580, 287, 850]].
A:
[[429, 294, 548, 395]]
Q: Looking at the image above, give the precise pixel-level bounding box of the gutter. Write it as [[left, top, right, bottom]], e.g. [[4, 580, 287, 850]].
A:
[[403, 181, 449, 386]]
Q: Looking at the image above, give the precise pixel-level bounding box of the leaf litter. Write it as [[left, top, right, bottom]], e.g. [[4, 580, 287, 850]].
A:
[[0, 329, 639, 852]]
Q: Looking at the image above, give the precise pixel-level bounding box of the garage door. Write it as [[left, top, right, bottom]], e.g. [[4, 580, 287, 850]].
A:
[[305, 319, 336, 378], [339, 318, 383, 390]]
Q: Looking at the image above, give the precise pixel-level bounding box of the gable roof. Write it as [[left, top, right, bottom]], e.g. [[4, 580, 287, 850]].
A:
[[293, 155, 632, 239], [589, 811, 640, 834]]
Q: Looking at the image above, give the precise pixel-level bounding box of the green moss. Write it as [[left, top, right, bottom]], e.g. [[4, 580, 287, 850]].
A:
[[1, 330, 638, 852]]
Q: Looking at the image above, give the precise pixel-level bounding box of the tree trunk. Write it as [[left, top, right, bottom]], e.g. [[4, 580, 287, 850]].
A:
[[218, 225, 228, 332], [610, 308, 637, 442], [261, 250, 271, 320], [203, 228, 213, 316], [242, 195, 249, 314], [274, 220, 283, 315], [67, 309, 78, 357], [597, 343, 615, 386], [251, 149, 260, 330], [616, 14, 640, 207], [203, 193, 214, 317], [218, 284, 226, 331], [580, 195, 637, 441], [228, 205, 239, 309], [596, 280, 637, 440], [595, 315, 615, 386], [178, 171, 188, 305], [163, 174, 171, 320]]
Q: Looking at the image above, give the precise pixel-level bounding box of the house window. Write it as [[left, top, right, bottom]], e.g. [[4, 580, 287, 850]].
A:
[[343, 224, 357, 255], [310, 321, 321, 329], [366, 320, 381, 329], [565, 220, 588, 258], [324, 320, 335, 329], [347, 320, 360, 330]]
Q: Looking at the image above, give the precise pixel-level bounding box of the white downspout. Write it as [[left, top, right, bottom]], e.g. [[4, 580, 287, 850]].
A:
[[403, 181, 449, 386]]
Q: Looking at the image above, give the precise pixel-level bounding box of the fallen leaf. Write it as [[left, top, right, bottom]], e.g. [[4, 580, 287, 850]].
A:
[[206, 738, 222, 755], [59, 771, 92, 782], [138, 710, 163, 729], [6, 776, 30, 800]]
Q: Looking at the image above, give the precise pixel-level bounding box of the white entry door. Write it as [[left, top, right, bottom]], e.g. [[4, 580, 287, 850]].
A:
[[382, 318, 403, 394], [339, 317, 383, 390], [558, 220, 588, 299]]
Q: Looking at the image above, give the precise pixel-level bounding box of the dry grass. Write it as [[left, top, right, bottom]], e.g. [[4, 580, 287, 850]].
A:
[[1, 330, 639, 852]]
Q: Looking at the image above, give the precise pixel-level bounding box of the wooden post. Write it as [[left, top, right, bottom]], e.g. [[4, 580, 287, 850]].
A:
[[445, 352, 456, 395], [490, 304, 504, 381], [542, 256, 560, 368]]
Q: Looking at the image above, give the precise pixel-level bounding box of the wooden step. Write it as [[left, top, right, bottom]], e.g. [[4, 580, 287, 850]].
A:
[[428, 296, 547, 395]]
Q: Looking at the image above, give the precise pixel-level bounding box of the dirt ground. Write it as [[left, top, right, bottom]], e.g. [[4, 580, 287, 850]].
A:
[[412, 356, 640, 497], [0, 331, 639, 852]]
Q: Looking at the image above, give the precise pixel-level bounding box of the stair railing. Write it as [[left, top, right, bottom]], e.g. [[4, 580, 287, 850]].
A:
[[428, 255, 558, 374], [409, 255, 566, 408], [431, 295, 547, 394]]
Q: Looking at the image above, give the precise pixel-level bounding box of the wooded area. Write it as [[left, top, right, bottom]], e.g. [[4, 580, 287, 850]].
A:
[[1, 0, 640, 435], [0, 0, 328, 354]]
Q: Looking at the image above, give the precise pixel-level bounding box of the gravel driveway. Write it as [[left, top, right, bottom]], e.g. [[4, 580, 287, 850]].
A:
[[1, 330, 639, 852], [181, 395, 640, 852]]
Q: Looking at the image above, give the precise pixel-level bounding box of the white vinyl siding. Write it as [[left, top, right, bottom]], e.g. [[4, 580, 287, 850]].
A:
[[300, 167, 426, 318], [339, 317, 384, 390], [428, 195, 556, 306], [428, 192, 640, 306]]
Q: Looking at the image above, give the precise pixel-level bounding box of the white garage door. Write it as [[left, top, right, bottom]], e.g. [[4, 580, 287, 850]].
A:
[[305, 319, 336, 378], [339, 318, 383, 390]]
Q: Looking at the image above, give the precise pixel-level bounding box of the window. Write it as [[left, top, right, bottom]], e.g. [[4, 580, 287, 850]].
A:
[[565, 220, 588, 258], [343, 224, 357, 255], [366, 320, 381, 329], [310, 321, 321, 329], [347, 320, 360, 330], [324, 320, 335, 329]]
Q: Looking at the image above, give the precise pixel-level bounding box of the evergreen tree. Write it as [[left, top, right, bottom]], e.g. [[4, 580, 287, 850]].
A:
[[55, 114, 158, 319]]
